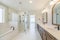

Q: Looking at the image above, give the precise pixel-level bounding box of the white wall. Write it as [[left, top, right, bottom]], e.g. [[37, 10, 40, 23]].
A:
[[35, 5, 58, 29]]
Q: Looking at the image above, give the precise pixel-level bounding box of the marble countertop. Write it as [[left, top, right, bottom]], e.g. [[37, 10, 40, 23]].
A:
[[37, 21, 60, 40]]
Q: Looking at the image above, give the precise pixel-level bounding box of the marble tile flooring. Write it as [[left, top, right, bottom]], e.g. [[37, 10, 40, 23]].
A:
[[12, 24, 42, 40]]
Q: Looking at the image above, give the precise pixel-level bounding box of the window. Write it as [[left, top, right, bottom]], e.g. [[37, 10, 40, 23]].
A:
[[0, 8, 5, 23]]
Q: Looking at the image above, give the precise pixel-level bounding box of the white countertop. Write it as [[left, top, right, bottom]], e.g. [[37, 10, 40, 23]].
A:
[[37, 21, 60, 40]]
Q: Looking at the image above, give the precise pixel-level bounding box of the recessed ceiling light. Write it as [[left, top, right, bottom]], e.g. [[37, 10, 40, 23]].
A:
[[29, 0, 32, 3]]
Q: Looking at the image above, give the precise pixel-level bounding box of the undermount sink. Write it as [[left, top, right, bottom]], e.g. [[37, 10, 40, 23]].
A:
[[47, 27, 54, 30], [47, 27, 58, 31]]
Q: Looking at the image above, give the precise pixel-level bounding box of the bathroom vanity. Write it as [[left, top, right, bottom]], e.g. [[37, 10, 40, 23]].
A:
[[37, 23, 60, 40], [37, 24, 57, 40]]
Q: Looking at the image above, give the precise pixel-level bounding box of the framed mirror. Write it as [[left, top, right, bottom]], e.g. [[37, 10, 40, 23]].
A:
[[52, 2, 60, 25], [42, 12, 48, 24]]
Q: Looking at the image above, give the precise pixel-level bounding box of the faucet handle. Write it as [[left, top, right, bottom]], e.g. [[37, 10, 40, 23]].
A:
[[10, 26, 15, 30]]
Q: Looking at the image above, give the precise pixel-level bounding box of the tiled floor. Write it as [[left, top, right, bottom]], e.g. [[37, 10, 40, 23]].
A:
[[12, 24, 42, 40]]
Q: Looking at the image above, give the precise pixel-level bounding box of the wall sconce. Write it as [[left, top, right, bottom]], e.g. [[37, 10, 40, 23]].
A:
[[42, 8, 48, 13]]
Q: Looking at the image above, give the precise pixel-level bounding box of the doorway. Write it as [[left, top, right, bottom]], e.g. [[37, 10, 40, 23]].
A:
[[24, 15, 35, 31], [30, 15, 35, 30]]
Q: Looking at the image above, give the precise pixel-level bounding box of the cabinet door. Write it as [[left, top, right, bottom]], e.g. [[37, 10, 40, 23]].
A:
[[38, 26, 43, 40], [37, 24, 42, 38], [46, 34, 53, 40], [46, 31, 57, 40], [42, 30, 46, 40], [39, 27, 42, 38], [37, 24, 40, 31]]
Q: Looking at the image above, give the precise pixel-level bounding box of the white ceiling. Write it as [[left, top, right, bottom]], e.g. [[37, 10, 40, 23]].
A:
[[0, 0, 50, 11]]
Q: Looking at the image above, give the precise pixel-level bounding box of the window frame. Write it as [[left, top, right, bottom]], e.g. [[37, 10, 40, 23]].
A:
[[0, 5, 5, 23]]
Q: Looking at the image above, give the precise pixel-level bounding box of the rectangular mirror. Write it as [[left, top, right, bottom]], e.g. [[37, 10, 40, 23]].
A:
[[42, 12, 48, 24]]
